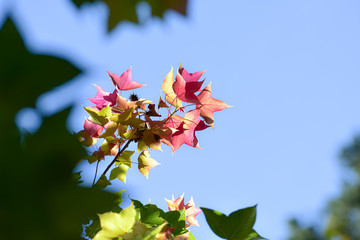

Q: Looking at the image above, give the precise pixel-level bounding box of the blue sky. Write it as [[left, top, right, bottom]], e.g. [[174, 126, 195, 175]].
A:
[[3, 0, 360, 239]]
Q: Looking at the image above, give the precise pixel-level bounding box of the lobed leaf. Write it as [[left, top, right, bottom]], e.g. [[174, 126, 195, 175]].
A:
[[138, 150, 160, 179]]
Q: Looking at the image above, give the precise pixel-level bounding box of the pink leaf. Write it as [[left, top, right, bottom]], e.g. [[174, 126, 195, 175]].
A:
[[196, 82, 231, 127], [84, 118, 103, 137], [107, 67, 145, 91], [87, 84, 117, 110]]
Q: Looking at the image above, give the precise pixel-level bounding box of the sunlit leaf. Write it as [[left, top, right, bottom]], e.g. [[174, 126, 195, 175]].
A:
[[138, 150, 160, 179], [110, 164, 130, 183], [162, 67, 182, 108], [94, 203, 137, 240]]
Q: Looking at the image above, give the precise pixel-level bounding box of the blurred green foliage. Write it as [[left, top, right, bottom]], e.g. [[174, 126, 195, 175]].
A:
[[0, 17, 117, 240], [286, 136, 360, 240], [72, 0, 187, 31]]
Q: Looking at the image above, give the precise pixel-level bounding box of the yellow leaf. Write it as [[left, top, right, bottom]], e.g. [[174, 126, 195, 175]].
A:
[[162, 67, 182, 108]]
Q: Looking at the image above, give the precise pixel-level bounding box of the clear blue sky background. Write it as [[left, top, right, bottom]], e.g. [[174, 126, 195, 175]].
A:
[[3, 0, 360, 239]]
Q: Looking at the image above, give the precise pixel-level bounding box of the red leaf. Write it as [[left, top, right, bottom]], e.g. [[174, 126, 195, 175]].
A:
[[173, 65, 205, 104], [164, 109, 209, 152]]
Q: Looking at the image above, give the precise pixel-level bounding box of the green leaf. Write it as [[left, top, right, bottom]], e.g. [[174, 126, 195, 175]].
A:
[[98, 121, 118, 138], [110, 164, 130, 183], [95, 175, 112, 189], [201, 206, 261, 240], [84, 106, 111, 126], [162, 210, 186, 235], [200, 208, 229, 239], [143, 222, 167, 240], [72, 171, 83, 184], [121, 128, 138, 140], [110, 107, 138, 125], [94, 203, 137, 239], [121, 222, 151, 239], [140, 204, 165, 226], [132, 199, 144, 209], [72, 0, 188, 32], [188, 231, 197, 240], [244, 230, 266, 240], [0, 17, 120, 240], [115, 150, 134, 167], [85, 215, 102, 239], [228, 205, 257, 240]]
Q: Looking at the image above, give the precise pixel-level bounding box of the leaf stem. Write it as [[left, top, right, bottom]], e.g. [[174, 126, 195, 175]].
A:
[[163, 107, 178, 124]]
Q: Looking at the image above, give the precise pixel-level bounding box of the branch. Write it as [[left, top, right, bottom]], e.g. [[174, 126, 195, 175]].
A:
[[94, 139, 133, 186]]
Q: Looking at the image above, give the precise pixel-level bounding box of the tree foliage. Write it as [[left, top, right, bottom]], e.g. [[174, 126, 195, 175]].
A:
[[71, 0, 188, 32], [286, 135, 360, 240], [2, 2, 265, 239]]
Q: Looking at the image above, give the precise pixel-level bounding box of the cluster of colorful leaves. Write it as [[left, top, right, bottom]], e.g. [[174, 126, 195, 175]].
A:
[[76, 65, 230, 185], [78, 65, 265, 240], [86, 194, 200, 240]]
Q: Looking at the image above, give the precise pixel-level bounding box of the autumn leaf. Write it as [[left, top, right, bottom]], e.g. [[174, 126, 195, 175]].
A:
[[98, 121, 118, 138], [173, 65, 204, 104], [196, 82, 231, 127], [76, 118, 104, 147], [107, 67, 145, 91], [138, 150, 160, 179], [165, 194, 202, 227], [87, 84, 117, 110], [178, 63, 206, 82], [158, 96, 170, 109], [162, 67, 182, 108], [146, 104, 161, 117], [166, 109, 209, 152]]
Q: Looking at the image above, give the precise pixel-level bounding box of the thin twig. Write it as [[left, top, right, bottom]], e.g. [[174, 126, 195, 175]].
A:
[[95, 139, 133, 185], [92, 160, 100, 187]]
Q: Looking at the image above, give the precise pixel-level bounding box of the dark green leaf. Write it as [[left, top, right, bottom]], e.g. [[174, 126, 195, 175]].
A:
[[201, 206, 259, 240], [140, 204, 165, 226], [72, 171, 83, 184], [162, 210, 186, 235], [0, 17, 81, 120], [228, 205, 257, 239], [95, 174, 112, 189], [132, 199, 144, 209], [244, 230, 266, 240], [71, 0, 187, 32], [201, 208, 229, 239], [85, 215, 101, 239]]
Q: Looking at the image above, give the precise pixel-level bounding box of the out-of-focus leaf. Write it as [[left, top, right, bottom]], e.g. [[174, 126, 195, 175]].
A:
[[0, 17, 81, 120], [0, 17, 117, 240], [71, 0, 187, 32], [95, 175, 112, 189], [72, 171, 84, 184]]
